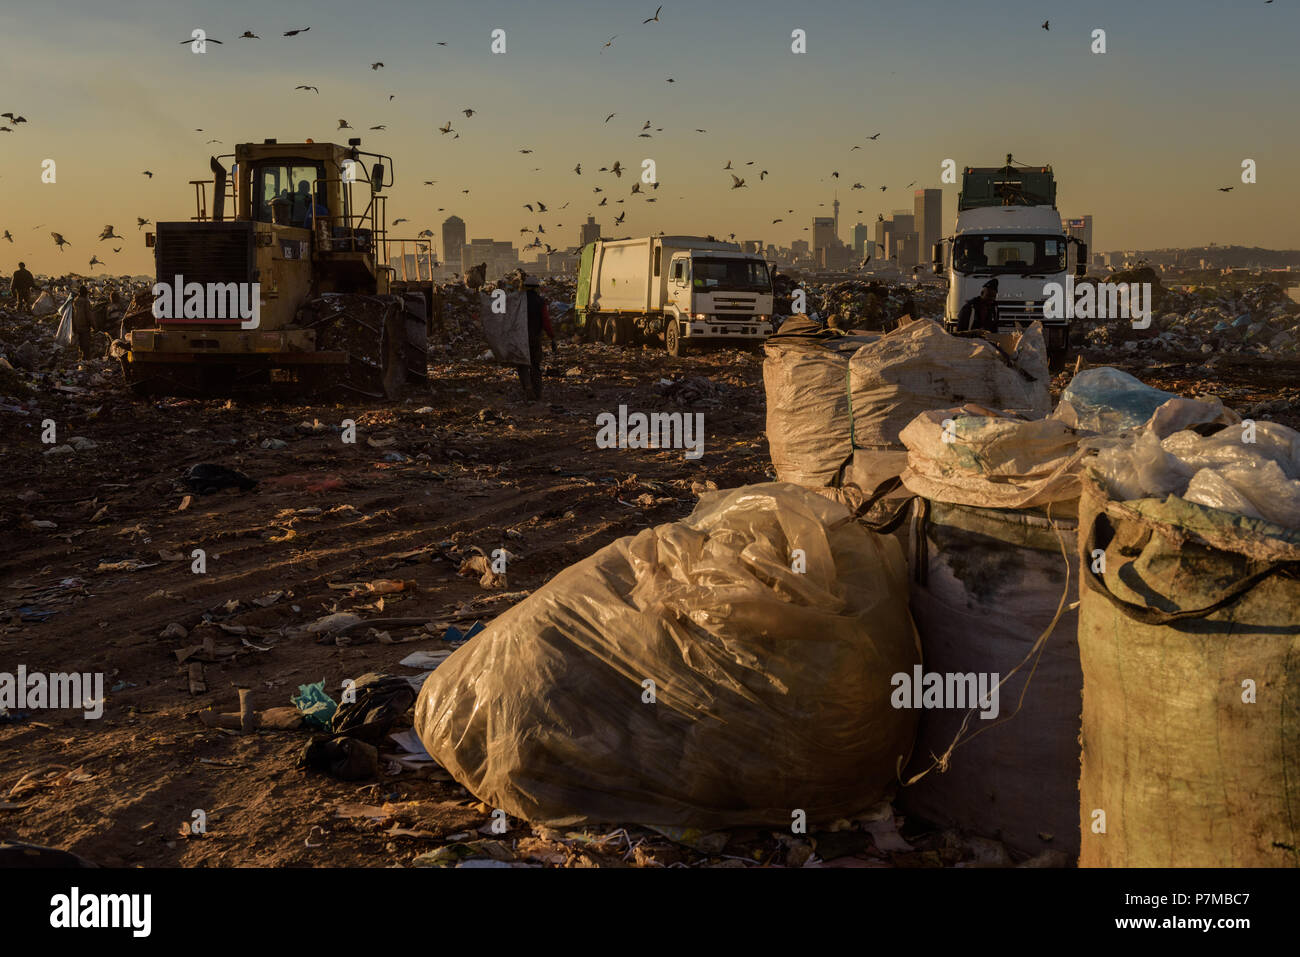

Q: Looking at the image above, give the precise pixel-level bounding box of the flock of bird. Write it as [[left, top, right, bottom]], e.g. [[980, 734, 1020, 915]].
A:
[[3, 8, 1252, 274]]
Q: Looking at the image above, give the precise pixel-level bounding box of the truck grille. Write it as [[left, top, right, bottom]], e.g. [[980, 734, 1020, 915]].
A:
[[713, 295, 758, 314], [998, 299, 1054, 324], [155, 221, 255, 289]]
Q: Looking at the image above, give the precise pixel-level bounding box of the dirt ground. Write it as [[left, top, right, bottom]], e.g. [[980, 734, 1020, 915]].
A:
[[2, 337, 1296, 868]]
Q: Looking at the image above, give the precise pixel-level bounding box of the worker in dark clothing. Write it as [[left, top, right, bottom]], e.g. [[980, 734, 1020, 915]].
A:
[[11, 262, 35, 312], [957, 278, 1000, 334], [519, 275, 556, 400], [71, 286, 95, 359]]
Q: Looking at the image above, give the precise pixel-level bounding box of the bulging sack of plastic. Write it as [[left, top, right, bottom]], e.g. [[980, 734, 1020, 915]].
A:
[[900, 405, 1089, 509], [765, 317, 1050, 492], [54, 297, 76, 346], [31, 291, 58, 316], [1054, 367, 1177, 433], [414, 482, 920, 828], [1088, 420, 1300, 529], [477, 290, 529, 364]]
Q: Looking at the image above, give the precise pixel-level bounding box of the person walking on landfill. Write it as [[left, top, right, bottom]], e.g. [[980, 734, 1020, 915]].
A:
[[519, 275, 557, 400], [71, 286, 95, 359], [957, 278, 1000, 334], [11, 261, 35, 312]]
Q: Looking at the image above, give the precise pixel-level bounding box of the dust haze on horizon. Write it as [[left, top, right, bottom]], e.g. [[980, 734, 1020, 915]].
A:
[[0, 0, 1296, 276]]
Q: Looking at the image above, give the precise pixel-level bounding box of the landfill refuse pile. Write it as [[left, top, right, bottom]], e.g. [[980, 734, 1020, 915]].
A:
[[414, 483, 920, 829], [1076, 276, 1300, 359], [774, 278, 947, 330]]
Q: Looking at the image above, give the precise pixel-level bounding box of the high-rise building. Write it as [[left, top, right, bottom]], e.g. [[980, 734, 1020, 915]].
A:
[[791, 239, 811, 261], [894, 232, 920, 271], [852, 223, 868, 257], [914, 189, 942, 264], [580, 216, 601, 246], [461, 238, 519, 279], [832, 195, 840, 240], [441, 215, 466, 271], [874, 220, 887, 260], [812, 217, 836, 257]]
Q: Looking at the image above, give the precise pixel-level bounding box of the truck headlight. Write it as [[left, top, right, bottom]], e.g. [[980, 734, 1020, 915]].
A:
[[694, 313, 706, 320]]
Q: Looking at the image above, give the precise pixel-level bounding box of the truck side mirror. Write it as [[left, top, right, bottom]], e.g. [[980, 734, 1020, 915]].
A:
[[932, 241, 943, 273], [370, 163, 385, 193], [1075, 241, 1088, 277]]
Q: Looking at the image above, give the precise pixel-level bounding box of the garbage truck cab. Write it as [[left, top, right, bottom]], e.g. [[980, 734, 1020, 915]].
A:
[[576, 236, 774, 355]]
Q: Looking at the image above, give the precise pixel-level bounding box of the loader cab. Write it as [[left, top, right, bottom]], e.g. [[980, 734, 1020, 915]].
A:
[[251, 160, 328, 226]]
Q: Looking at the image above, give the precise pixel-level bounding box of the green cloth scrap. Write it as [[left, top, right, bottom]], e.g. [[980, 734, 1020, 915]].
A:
[[292, 680, 338, 730]]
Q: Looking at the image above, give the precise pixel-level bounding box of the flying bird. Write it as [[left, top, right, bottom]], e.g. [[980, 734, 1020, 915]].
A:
[[98, 225, 122, 241], [724, 160, 733, 169], [2, 230, 12, 242], [283, 27, 311, 36], [295, 85, 319, 93], [537, 201, 548, 212], [1218, 186, 1234, 192], [88, 255, 103, 269], [393, 217, 409, 224], [239, 30, 259, 39], [3, 113, 27, 124], [611, 160, 624, 177], [518, 148, 533, 153], [574, 163, 582, 175], [369, 125, 386, 130], [206, 138, 222, 143], [423, 180, 436, 185], [666, 77, 675, 83], [142, 170, 153, 178], [868, 132, 881, 140], [879, 185, 887, 191], [137, 217, 151, 229], [523, 203, 534, 211], [338, 119, 353, 129], [51, 231, 70, 250], [831, 171, 839, 178], [179, 36, 223, 44], [1041, 20, 1050, 30], [614, 211, 626, 225], [605, 113, 616, 123], [438, 122, 454, 134], [371, 62, 384, 70], [760, 170, 769, 180], [462, 108, 475, 117], [112, 247, 122, 253], [772, 218, 783, 224], [601, 36, 617, 52], [643, 5, 663, 24], [850, 145, 861, 151], [730, 174, 746, 189]]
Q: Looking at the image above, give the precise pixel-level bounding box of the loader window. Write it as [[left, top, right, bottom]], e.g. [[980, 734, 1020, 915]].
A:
[[254, 163, 326, 227]]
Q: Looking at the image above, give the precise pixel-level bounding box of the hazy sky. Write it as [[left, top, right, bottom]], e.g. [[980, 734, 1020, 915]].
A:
[[1, 0, 1296, 275]]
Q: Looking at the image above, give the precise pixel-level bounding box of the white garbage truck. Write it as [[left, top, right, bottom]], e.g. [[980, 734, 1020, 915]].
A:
[[932, 155, 1087, 370], [575, 235, 775, 355]]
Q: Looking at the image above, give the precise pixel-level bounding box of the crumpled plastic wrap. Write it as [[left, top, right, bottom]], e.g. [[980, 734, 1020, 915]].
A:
[[414, 482, 920, 828], [1090, 420, 1300, 529]]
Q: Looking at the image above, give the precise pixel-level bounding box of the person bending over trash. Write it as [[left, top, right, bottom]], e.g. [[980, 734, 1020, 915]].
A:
[[71, 286, 95, 359]]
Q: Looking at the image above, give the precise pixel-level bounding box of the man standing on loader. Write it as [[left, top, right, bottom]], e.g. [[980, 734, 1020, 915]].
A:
[[519, 275, 557, 400]]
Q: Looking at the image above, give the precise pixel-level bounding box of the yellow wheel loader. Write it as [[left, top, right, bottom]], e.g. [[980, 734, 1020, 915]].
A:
[[122, 138, 438, 399]]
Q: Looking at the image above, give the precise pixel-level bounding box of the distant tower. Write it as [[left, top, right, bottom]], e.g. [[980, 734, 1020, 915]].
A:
[[832, 193, 840, 241]]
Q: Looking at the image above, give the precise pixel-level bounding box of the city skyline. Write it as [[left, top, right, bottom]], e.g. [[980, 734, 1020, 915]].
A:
[[2, 0, 1296, 275]]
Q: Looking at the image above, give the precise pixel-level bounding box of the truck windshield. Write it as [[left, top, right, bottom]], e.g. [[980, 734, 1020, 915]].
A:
[[692, 258, 771, 291], [953, 235, 1067, 275]]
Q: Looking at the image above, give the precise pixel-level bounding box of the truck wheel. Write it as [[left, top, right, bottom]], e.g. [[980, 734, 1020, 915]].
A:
[[665, 321, 687, 357]]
